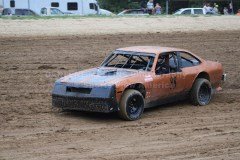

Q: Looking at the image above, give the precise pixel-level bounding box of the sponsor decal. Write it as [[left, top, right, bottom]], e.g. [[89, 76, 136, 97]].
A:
[[145, 75, 153, 82]]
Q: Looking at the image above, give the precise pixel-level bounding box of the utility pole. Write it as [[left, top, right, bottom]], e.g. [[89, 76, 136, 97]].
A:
[[166, 0, 169, 15], [231, 0, 234, 14], [28, 0, 30, 10]]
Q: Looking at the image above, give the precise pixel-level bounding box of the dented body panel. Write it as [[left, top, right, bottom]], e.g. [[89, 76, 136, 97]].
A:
[[52, 46, 224, 112]]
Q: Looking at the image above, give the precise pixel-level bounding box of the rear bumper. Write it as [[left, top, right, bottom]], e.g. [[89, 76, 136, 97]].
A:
[[52, 94, 118, 113]]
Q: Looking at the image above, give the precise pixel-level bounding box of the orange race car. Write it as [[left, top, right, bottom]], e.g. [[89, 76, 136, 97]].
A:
[[52, 46, 226, 120]]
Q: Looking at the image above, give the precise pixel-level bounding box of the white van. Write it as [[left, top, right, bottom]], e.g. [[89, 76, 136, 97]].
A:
[[2, 0, 99, 15]]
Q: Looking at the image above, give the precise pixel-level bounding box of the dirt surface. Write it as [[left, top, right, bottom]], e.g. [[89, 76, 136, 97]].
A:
[[0, 16, 240, 37], [0, 31, 240, 159]]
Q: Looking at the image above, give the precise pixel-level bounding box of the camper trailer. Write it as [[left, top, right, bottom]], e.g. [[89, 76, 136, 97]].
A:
[[2, 0, 99, 15]]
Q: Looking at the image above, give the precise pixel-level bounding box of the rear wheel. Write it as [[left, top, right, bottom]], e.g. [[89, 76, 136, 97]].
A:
[[190, 78, 212, 106], [118, 89, 144, 121]]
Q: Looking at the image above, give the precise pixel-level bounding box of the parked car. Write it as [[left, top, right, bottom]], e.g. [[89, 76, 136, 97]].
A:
[[99, 9, 115, 16], [118, 9, 149, 16], [40, 8, 72, 16], [174, 8, 212, 15], [2, 8, 37, 16], [52, 46, 226, 121]]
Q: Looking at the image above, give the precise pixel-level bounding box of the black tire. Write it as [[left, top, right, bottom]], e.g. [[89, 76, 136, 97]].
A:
[[190, 78, 212, 106], [118, 89, 144, 121]]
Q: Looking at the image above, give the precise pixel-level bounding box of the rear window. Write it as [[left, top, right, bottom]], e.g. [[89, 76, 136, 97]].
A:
[[67, 2, 78, 11], [179, 52, 201, 68]]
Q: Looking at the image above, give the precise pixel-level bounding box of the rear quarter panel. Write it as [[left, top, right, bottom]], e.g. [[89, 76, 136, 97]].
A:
[[205, 60, 223, 88], [181, 60, 223, 91]]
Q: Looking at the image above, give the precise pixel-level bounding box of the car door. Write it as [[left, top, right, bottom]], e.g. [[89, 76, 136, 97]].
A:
[[151, 52, 186, 101], [167, 52, 187, 95]]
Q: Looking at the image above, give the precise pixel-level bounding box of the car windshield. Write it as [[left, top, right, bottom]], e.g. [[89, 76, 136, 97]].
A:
[[174, 9, 183, 14], [101, 51, 155, 71], [51, 8, 64, 15]]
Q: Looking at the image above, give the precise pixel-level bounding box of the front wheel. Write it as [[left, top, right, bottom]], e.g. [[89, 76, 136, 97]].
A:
[[190, 78, 212, 106], [118, 89, 144, 121]]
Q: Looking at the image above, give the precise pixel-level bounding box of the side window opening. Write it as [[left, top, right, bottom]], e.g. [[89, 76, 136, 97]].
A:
[[180, 52, 200, 68], [89, 3, 94, 9], [155, 52, 178, 75], [182, 9, 191, 14], [10, 0, 15, 8], [89, 3, 98, 11], [194, 9, 203, 14], [51, 2, 59, 8], [67, 2, 78, 11]]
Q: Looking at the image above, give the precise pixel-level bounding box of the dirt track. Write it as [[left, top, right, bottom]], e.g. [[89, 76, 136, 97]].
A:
[[0, 31, 240, 159]]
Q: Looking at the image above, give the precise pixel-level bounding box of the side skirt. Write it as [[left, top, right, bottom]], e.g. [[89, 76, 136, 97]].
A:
[[145, 91, 189, 108]]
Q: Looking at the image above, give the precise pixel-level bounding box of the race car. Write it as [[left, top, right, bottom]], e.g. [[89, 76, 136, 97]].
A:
[[52, 46, 226, 120]]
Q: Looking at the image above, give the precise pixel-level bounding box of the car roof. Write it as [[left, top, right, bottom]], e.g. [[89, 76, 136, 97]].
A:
[[181, 8, 203, 10], [116, 46, 189, 55], [128, 9, 144, 11]]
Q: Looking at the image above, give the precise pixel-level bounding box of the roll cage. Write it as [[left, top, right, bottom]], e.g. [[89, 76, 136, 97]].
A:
[[101, 50, 201, 74], [101, 50, 156, 71], [154, 51, 202, 75]]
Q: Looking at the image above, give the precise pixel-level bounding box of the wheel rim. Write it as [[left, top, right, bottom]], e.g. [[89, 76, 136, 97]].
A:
[[127, 95, 143, 118], [198, 83, 211, 105]]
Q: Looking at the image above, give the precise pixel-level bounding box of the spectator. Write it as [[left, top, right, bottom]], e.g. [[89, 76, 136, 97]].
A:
[[203, 3, 207, 12], [213, 3, 219, 14], [147, 0, 154, 15], [229, 2, 233, 14], [237, 9, 240, 16], [223, 7, 229, 15], [155, 3, 161, 15], [203, 3, 213, 14]]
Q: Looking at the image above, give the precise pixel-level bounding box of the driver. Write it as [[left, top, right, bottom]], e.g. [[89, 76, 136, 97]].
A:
[[155, 55, 170, 74]]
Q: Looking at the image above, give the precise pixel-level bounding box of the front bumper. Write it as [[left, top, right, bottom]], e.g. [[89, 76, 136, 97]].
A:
[[52, 94, 118, 113], [52, 83, 118, 113]]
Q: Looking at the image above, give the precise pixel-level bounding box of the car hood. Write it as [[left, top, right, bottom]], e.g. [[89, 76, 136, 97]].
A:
[[58, 67, 138, 86]]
